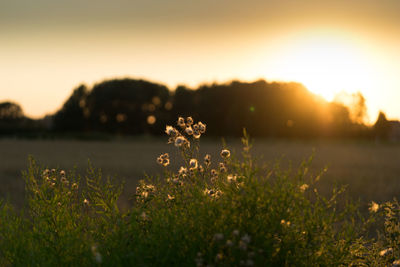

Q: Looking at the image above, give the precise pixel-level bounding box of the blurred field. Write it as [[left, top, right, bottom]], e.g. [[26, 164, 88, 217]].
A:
[[1, 137, 400, 209]]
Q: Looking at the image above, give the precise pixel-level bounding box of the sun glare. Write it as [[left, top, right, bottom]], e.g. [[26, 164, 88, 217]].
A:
[[269, 35, 377, 101]]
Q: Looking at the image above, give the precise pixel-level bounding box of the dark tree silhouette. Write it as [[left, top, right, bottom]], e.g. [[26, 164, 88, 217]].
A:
[[53, 85, 89, 132], [373, 111, 391, 139]]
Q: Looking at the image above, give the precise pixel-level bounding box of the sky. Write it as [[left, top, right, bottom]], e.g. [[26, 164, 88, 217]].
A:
[[1, 0, 400, 123]]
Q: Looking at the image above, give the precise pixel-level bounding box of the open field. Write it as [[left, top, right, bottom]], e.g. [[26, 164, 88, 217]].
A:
[[1, 138, 400, 209]]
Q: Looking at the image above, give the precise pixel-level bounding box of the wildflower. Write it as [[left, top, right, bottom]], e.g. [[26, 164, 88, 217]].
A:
[[189, 159, 198, 170], [245, 259, 254, 266], [165, 125, 177, 136], [380, 248, 393, 256], [215, 253, 223, 261], [393, 260, 400, 267], [177, 117, 186, 128], [185, 126, 194, 135], [233, 229, 240, 236], [83, 199, 89, 205], [238, 240, 248, 251], [369, 201, 379, 213], [60, 170, 66, 177], [193, 129, 201, 139], [204, 154, 211, 166], [140, 211, 148, 220], [193, 123, 199, 131], [91, 245, 102, 264], [198, 121, 206, 133], [227, 174, 237, 183], [226, 240, 233, 247], [157, 153, 170, 167], [220, 149, 231, 158], [179, 166, 188, 176], [186, 116, 193, 126], [299, 184, 309, 192], [213, 233, 224, 241], [61, 177, 69, 185], [195, 252, 204, 267], [167, 194, 175, 201], [72, 183, 78, 190], [57, 202, 61, 207], [174, 136, 187, 147], [219, 162, 227, 172], [211, 169, 218, 177], [280, 219, 291, 226], [241, 234, 251, 244], [51, 169, 56, 174], [43, 169, 50, 177]]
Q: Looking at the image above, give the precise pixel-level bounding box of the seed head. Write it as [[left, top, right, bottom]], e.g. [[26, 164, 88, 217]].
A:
[[299, 184, 309, 192], [369, 201, 379, 213], [186, 116, 193, 126], [165, 125, 177, 136], [185, 126, 194, 135], [204, 154, 211, 166], [380, 248, 393, 256], [189, 159, 198, 170], [220, 149, 231, 158], [213, 233, 224, 241], [174, 136, 186, 147], [198, 122, 206, 133], [177, 117, 186, 128]]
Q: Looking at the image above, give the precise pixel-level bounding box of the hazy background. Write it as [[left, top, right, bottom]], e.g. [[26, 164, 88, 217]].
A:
[[1, 0, 400, 122]]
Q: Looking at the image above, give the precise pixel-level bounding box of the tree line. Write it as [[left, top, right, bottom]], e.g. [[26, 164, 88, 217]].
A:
[[0, 78, 394, 139]]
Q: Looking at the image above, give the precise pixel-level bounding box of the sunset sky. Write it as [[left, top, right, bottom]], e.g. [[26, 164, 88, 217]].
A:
[[1, 0, 399, 123]]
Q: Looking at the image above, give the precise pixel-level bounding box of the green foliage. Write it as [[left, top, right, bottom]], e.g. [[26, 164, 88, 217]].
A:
[[0, 117, 398, 266]]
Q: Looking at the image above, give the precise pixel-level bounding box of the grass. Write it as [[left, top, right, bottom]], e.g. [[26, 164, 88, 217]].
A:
[[1, 118, 400, 265], [1, 137, 400, 209]]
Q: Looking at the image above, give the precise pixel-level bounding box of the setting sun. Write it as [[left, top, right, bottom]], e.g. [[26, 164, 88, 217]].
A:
[[270, 35, 377, 102]]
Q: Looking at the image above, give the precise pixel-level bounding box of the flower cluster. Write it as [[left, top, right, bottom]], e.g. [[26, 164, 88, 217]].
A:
[[136, 180, 156, 201], [165, 117, 206, 148], [157, 153, 170, 167]]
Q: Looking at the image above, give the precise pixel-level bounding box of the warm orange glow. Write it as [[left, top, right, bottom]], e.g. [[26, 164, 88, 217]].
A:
[[269, 35, 377, 102]]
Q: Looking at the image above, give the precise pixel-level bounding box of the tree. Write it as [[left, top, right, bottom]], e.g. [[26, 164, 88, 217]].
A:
[[0, 101, 24, 121]]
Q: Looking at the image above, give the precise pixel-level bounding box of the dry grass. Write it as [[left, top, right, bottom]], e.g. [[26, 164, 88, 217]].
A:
[[1, 138, 399, 209]]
